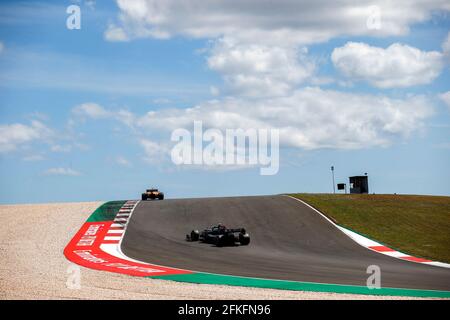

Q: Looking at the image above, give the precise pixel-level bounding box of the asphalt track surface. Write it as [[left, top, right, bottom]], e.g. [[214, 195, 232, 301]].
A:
[[121, 196, 450, 291]]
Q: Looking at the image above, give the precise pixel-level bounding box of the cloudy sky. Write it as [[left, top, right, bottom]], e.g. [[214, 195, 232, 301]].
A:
[[0, 0, 449, 204]]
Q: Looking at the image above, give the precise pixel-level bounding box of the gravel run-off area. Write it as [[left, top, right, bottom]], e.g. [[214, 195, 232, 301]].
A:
[[0, 202, 428, 300]]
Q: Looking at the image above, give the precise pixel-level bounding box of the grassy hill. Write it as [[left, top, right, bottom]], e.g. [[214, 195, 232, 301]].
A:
[[290, 193, 450, 263]]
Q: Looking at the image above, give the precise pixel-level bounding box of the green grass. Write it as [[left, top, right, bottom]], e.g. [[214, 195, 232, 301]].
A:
[[290, 193, 450, 263]]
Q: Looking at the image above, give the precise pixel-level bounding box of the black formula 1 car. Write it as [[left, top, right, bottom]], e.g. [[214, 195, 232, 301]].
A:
[[186, 224, 250, 247]]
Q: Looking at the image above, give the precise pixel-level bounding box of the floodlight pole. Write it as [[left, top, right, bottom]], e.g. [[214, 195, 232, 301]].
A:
[[331, 166, 335, 194]]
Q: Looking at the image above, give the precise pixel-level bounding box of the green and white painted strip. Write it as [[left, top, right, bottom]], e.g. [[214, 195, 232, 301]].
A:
[[149, 272, 450, 298]]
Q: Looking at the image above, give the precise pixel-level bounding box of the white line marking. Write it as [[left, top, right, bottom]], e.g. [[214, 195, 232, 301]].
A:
[[104, 236, 122, 241], [285, 195, 450, 269], [107, 230, 124, 234], [380, 251, 408, 258], [424, 261, 450, 268], [113, 201, 193, 270]]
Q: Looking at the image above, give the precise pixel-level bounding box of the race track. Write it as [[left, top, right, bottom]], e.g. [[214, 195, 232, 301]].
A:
[[121, 195, 450, 291]]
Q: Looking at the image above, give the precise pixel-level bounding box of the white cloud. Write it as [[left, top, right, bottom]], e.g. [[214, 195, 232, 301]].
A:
[[140, 138, 169, 162], [104, 24, 129, 42], [72, 104, 138, 129], [439, 91, 450, 111], [106, 1, 449, 96], [85, 0, 96, 11], [22, 154, 45, 162], [27, 111, 49, 121], [152, 98, 171, 104], [44, 167, 81, 176], [70, 88, 433, 171], [332, 42, 444, 88], [74, 142, 90, 151], [442, 31, 450, 56], [209, 86, 220, 96], [72, 103, 111, 119], [116, 156, 132, 167], [47, 1, 448, 173], [0, 120, 52, 153], [108, 0, 450, 45], [0, 42, 4, 54], [116, 109, 136, 127], [51, 144, 72, 153], [208, 38, 314, 97], [133, 87, 433, 150]]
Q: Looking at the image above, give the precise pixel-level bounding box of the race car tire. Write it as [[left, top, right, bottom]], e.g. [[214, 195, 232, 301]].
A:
[[239, 233, 250, 246], [215, 235, 225, 247], [158, 193, 164, 200], [141, 194, 147, 201], [190, 230, 200, 241]]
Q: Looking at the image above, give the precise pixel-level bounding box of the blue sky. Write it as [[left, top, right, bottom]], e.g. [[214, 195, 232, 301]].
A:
[[0, 0, 449, 204]]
